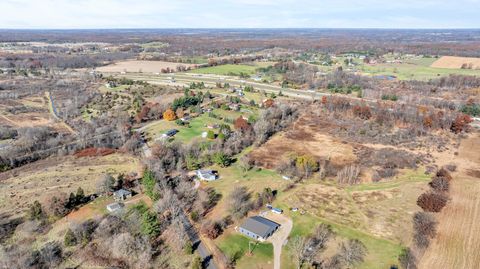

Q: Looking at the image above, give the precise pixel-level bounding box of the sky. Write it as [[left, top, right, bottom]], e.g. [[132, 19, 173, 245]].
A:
[[1, 0, 479, 29]]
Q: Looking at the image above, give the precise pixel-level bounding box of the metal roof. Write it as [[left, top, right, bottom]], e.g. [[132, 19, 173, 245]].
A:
[[240, 216, 280, 238]]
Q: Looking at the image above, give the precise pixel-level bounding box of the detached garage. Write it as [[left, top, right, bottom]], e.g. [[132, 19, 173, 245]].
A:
[[238, 216, 280, 241]]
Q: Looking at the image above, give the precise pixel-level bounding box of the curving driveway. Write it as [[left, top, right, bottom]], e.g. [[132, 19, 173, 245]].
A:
[[266, 213, 293, 269]]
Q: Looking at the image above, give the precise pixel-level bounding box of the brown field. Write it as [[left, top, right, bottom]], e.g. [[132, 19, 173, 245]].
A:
[[419, 133, 480, 269], [248, 111, 356, 169], [431, 56, 480, 69], [0, 153, 141, 219], [96, 60, 197, 73]]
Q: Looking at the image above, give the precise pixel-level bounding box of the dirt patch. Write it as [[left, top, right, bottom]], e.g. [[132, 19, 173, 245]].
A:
[[74, 147, 116, 158], [96, 60, 197, 73], [431, 56, 480, 69]]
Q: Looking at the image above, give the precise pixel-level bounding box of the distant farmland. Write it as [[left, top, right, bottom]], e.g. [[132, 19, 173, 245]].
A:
[[96, 60, 197, 73], [431, 56, 480, 69]]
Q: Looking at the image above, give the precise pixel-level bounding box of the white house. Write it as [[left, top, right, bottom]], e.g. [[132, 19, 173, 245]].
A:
[[196, 170, 219, 181], [106, 202, 124, 213]]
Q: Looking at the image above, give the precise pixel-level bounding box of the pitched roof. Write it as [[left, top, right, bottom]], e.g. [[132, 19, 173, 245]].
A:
[[240, 216, 280, 238], [114, 189, 131, 196]]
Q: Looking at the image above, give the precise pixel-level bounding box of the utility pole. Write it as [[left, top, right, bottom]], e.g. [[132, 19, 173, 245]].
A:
[[248, 241, 256, 255]]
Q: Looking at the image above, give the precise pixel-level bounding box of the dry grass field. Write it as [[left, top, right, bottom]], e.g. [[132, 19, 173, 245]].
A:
[[431, 56, 480, 69], [248, 112, 357, 169], [96, 60, 197, 73], [419, 133, 480, 269], [0, 153, 141, 219]]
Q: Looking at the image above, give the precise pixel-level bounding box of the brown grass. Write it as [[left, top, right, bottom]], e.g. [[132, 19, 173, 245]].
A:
[[419, 133, 480, 268], [96, 60, 197, 73], [248, 112, 356, 169], [431, 56, 480, 69], [0, 154, 141, 219]]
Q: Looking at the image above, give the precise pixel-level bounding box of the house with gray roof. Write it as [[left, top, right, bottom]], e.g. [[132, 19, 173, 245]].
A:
[[113, 189, 132, 201], [196, 170, 218, 181], [238, 216, 280, 241], [106, 202, 124, 213]]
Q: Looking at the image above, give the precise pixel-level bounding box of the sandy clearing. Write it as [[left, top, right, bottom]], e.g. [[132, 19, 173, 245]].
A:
[[431, 56, 480, 70], [419, 133, 480, 269], [96, 60, 197, 73]]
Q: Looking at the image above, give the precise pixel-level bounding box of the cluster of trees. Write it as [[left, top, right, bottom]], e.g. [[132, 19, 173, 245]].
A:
[[289, 224, 367, 269], [401, 167, 454, 269], [276, 154, 321, 180]]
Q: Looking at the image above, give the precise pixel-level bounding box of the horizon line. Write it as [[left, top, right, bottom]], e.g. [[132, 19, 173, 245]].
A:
[[1, 27, 480, 31]]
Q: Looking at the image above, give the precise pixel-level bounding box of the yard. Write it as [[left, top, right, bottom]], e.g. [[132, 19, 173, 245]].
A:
[[144, 106, 256, 143], [216, 232, 274, 268], [271, 168, 431, 269], [189, 64, 259, 76]]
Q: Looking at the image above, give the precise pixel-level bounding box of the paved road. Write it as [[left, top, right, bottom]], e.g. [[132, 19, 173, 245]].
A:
[[108, 72, 334, 101], [135, 132, 217, 269]]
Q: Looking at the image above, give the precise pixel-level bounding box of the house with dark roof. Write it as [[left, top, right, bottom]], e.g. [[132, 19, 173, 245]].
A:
[[238, 216, 280, 241]]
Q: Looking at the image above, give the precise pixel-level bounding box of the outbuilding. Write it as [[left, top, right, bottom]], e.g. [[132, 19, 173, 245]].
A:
[[238, 216, 280, 241], [196, 170, 219, 181], [106, 202, 125, 212]]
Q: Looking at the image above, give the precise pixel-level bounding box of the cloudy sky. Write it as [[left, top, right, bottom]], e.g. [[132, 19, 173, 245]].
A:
[[1, 0, 479, 29]]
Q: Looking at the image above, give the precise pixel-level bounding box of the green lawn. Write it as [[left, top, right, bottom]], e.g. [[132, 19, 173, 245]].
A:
[[314, 56, 480, 81], [145, 114, 225, 143], [280, 212, 403, 269], [216, 233, 273, 268], [358, 58, 480, 80], [189, 64, 258, 76], [274, 168, 431, 269], [346, 168, 430, 192]]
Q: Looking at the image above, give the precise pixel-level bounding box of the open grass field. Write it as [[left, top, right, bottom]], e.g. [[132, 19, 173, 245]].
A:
[[358, 57, 480, 80], [188, 64, 258, 76], [274, 168, 430, 269], [419, 133, 480, 269], [96, 60, 196, 73], [280, 210, 404, 269], [203, 161, 290, 220], [0, 153, 141, 219], [145, 113, 228, 143], [314, 55, 480, 80], [431, 56, 480, 70], [216, 232, 274, 268]]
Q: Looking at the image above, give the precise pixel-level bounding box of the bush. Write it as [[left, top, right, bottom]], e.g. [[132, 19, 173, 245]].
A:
[[417, 192, 448, 212], [450, 114, 472, 133], [201, 220, 223, 239], [460, 103, 480, 117], [212, 152, 233, 167], [207, 130, 215, 139], [28, 200, 44, 221], [429, 176, 450, 192], [413, 212, 437, 249], [163, 109, 177, 121], [64, 228, 77, 247]]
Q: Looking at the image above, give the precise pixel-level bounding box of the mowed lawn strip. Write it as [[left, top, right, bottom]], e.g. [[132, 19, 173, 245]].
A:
[[189, 64, 258, 76]]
